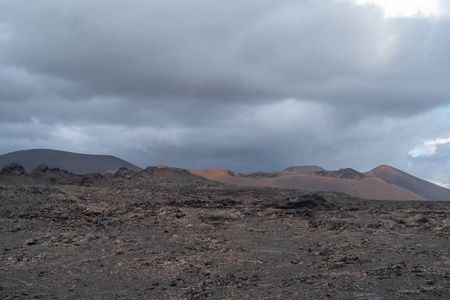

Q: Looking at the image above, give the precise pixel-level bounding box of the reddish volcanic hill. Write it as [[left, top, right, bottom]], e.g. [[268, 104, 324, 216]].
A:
[[366, 165, 450, 201], [191, 167, 427, 201]]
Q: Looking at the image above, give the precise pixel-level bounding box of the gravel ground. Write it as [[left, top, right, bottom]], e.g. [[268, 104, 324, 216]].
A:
[[1, 179, 449, 299]]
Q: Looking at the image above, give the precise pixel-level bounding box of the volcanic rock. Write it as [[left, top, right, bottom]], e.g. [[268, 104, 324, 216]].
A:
[[0, 165, 449, 299], [314, 168, 369, 179], [279, 194, 337, 210], [0, 163, 27, 177], [29, 164, 81, 184]]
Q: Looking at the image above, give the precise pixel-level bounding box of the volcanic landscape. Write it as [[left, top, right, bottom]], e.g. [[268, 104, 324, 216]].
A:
[[0, 150, 449, 299]]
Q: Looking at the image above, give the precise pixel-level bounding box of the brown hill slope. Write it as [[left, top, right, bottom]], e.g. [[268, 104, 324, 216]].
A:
[[366, 165, 450, 201], [190, 167, 426, 201]]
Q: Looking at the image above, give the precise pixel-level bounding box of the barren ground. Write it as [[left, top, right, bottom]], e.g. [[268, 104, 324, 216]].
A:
[[1, 178, 449, 299]]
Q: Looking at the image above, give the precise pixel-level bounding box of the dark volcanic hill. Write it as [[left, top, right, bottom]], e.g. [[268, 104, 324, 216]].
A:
[[366, 165, 450, 201], [0, 149, 142, 174]]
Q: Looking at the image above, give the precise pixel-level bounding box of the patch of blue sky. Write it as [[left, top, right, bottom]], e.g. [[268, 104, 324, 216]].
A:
[[437, 104, 450, 113]]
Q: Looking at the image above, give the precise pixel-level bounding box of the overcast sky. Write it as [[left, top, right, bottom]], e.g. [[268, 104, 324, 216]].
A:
[[1, 0, 450, 186]]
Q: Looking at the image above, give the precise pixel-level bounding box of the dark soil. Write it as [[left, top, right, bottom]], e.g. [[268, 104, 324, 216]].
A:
[[1, 167, 449, 299]]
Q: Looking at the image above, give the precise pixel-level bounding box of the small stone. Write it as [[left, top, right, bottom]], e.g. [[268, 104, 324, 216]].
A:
[[169, 281, 177, 287], [25, 238, 37, 246]]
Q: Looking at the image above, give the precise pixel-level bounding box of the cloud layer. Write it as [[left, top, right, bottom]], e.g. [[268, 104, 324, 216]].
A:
[[1, 0, 450, 186]]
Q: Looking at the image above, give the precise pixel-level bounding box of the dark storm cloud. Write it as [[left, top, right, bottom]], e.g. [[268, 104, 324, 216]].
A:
[[2, 0, 280, 101], [1, 0, 450, 185], [2, 0, 448, 108]]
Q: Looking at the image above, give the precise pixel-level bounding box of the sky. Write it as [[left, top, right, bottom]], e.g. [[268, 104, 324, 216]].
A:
[[1, 0, 450, 187]]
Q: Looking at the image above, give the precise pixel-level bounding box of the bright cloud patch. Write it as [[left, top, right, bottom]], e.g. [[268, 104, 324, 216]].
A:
[[356, 0, 442, 18], [409, 137, 450, 157]]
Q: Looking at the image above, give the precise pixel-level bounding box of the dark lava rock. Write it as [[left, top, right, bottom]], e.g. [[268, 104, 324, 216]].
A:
[[80, 173, 105, 186], [278, 194, 336, 210], [315, 168, 368, 179], [1, 165, 449, 300], [29, 164, 81, 184], [0, 163, 28, 177]]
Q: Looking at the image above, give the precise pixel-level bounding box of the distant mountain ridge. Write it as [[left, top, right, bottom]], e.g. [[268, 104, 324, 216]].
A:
[[190, 165, 450, 201], [1, 149, 449, 201], [366, 165, 450, 201], [0, 149, 142, 175]]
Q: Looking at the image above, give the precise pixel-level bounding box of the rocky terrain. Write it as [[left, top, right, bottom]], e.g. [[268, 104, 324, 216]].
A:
[[0, 164, 449, 299]]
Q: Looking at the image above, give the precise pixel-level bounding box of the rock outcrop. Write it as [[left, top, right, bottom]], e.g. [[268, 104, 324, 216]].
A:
[[0, 163, 28, 177]]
